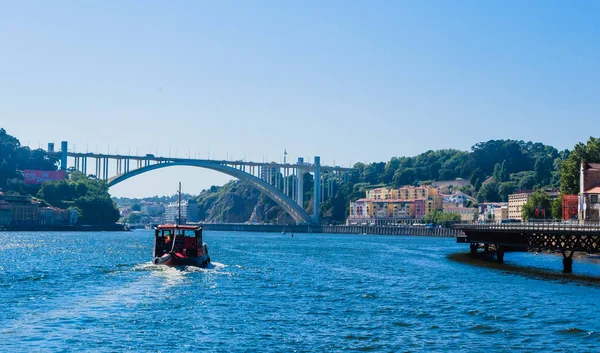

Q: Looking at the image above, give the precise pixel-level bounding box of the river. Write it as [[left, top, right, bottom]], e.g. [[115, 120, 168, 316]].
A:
[[1, 230, 599, 352]]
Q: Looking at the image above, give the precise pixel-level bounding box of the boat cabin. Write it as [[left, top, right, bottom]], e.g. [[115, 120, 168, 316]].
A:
[[154, 224, 204, 258]]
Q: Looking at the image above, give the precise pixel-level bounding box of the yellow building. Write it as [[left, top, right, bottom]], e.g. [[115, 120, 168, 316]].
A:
[[508, 192, 532, 220], [366, 187, 398, 200], [397, 186, 437, 200], [426, 195, 443, 214], [348, 199, 425, 219], [494, 206, 508, 222], [443, 207, 477, 222]]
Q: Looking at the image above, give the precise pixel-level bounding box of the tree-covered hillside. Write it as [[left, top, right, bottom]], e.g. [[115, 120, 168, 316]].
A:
[[37, 170, 120, 225], [190, 139, 578, 224], [0, 128, 120, 225], [0, 128, 59, 195], [352, 140, 566, 192]]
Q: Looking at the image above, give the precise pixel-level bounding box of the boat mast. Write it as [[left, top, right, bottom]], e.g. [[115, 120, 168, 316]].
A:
[[178, 182, 182, 227]]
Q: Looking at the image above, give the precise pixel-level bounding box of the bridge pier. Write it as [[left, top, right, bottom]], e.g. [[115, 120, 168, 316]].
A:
[[561, 250, 574, 273], [469, 243, 477, 254], [313, 156, 320, 224], [297, 170, 304, 209], [496, 246, 505, 264], [60, 141, 68, 170]]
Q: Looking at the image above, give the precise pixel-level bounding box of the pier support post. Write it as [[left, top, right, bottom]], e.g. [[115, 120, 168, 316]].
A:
[[562, 258, 573, 273], [60, 141, 68, 170], [470, 243, 478, 254], [561, 250, 574, 273], [313, 156, 320, 225], [297, 170, 304, 210], [496, 246, 504, 264]]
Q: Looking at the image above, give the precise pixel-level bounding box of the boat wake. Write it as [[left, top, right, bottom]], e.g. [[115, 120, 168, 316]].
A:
[[133, 261, 228, 274], [187, 261, 227, 272]]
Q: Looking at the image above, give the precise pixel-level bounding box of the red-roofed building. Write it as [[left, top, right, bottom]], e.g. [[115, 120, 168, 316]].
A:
[[579, 160, 600, 221]]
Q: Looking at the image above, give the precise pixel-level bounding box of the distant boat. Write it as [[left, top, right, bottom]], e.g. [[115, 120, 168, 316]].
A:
[[152, 183, 210, 268]]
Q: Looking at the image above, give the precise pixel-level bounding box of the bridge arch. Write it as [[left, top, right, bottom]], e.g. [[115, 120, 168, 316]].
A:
[[107, 160, 313, 224]]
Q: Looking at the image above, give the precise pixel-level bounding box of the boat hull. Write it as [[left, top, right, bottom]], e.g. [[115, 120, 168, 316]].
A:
[[153, 253, 210, 268]]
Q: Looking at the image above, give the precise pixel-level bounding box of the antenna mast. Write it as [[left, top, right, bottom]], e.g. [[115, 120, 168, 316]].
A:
[[178, 182, 182, 226]]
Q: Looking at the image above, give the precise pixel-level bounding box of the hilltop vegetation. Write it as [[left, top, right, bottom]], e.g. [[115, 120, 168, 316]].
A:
[[559, 137, 600, 194], [0, 128, 59, 194], [0, 128, 120, 225], [37, 170, 120, 225], [188, 139, 582, 224], [352, 140, 566, 194]]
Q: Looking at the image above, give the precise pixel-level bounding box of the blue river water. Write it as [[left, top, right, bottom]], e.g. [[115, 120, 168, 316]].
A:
[[1, 230, 600, 352]]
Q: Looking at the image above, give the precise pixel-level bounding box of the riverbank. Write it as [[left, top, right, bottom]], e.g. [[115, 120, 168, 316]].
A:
[[0, 224, 129, 232], [202, 223, 463, 237]]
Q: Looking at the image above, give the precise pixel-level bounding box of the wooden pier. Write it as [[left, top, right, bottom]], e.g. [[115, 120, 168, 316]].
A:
[[455, 222, 600, 273]]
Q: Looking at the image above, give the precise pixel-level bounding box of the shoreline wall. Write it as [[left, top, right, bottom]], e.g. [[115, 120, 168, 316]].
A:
[[203, 223, 463, 237], [0, 224, 128, 232]]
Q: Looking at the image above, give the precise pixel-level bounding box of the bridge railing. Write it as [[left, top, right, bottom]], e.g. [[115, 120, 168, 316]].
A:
[[453, 220, 600, 232]]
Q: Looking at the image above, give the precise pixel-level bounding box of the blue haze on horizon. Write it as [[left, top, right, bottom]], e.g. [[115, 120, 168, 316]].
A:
[[1, 1, 598, 197]]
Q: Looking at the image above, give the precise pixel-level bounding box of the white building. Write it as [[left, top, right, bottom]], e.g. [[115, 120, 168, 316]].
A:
[[164, 201, 188, 223]]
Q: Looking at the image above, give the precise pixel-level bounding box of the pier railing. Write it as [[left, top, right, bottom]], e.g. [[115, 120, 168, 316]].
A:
[[454, 221, 600, 233]]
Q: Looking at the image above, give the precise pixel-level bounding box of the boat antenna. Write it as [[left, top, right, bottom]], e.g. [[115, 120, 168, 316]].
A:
[[178, 182, 182, 227]]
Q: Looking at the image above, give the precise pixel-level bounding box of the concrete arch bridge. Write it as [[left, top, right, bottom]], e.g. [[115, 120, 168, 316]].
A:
[[47, 141, 355, 224]]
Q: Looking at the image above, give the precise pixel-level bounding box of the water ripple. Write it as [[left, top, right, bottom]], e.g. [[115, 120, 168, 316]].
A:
[[1, 231, 599, 352]]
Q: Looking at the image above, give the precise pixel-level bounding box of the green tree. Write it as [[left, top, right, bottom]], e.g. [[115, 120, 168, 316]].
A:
[[521, 190, 552, 221], [131, 204, 142, 212], [493, 163, 503, 183], [124, 212, 142, 224], [560, 137, 600, 194], [500, 161, 509, 182], [392, 168, 416, 187], [477, 182, 501, 202], [534, 156, 553, 186], [37, 170, 119, 224], [498, 181, 517, 201], [551, 195, 563, 220], [519, 173, 536, 190], [422, 210, 461, 227]]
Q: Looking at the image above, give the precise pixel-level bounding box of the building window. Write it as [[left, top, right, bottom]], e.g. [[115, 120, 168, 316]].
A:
[[592, 195, 599, 204]]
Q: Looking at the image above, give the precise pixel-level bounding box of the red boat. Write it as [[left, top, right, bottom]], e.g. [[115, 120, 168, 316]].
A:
[[153, 224, 210, 267], [152, 183, 210, 268]]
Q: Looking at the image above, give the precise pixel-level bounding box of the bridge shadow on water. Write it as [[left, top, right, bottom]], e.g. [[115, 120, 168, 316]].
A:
[[448, 252, 600, 286]]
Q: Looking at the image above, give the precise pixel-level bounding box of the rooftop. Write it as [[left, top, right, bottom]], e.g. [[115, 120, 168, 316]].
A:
[[156, 224, 201, 230], [585, 186, 600, 194], [355, 198, 426, 203], [585, 162, 600, 171]]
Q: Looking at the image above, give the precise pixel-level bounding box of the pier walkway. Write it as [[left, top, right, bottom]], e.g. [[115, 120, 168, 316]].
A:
[[455, 222, 600, 273]]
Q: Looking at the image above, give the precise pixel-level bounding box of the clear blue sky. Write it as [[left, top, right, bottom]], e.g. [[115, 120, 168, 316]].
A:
[[1, 1, 598, 197]]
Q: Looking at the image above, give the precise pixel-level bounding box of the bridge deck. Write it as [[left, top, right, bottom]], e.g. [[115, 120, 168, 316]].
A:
[[455, 222, 600, 253], [457, 223, 600, 236], [455, 222, 600, 273], [52, 151, 356, 172]]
